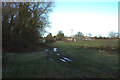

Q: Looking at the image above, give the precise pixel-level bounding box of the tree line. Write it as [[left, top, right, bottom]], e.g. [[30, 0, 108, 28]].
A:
[[45, 30, 120, 43]]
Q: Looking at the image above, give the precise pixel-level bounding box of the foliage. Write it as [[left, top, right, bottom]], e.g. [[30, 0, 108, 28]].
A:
[[74, 31, 84, 37], [108, 31, 116, 38], [88, 33, 92, 37], [107, 31, 120, 39], [2, 2, 54, 52], [94, 36, 109, 39], [56, 30, 65, 41], [114, 32, 120, 39], [46, 33, 55, 43]]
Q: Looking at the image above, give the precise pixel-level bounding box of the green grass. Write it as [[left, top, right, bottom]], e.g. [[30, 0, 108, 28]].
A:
[[3, 51, 47, 78], [3, 39, 119, 78], [50, 39, 118, 48]]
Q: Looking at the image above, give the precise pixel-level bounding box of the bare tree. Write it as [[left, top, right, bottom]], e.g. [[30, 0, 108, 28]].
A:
[[108, 31, 116, 38], [88, 33, 92, 37]]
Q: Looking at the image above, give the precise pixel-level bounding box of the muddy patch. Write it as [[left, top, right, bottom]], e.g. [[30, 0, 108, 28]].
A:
[[44, 48, 73, 63]]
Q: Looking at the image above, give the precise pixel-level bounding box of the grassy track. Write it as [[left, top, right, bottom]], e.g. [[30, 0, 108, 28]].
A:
[[2, 39, 119, 78]]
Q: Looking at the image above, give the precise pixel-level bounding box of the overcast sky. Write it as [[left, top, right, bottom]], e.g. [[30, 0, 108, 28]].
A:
[[45, 1, 118, 37]]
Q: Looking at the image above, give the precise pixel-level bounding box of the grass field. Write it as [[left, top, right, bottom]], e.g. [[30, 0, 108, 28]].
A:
[[2, 39, 119, 78]]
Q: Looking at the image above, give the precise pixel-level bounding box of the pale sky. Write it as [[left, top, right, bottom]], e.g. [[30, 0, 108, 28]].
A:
[[45, 1, 118, 37]]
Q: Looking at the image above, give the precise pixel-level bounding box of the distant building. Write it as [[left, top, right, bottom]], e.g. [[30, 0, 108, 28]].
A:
[[66, 37, 73, 41], [84, 37, 91, 40], [73, 36, 84, 41]]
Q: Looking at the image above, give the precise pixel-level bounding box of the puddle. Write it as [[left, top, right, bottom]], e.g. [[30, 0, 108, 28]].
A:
[[45, 48, 73, 63], [57, 54, 60, 56], [53, 48, 57, 52], [60, 59, 66, 62], [56, 53, 63, 57], [63, 57, 72, 61]]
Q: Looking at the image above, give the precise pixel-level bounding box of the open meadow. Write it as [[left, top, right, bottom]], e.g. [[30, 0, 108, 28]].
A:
[[2, 1, 119, 79], [2, 39, 119, 78]]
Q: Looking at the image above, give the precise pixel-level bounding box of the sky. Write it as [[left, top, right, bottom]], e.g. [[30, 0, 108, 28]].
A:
[[45, 1, 118, 37]]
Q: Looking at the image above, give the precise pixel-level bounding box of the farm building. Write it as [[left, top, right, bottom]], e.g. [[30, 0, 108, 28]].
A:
[[66, 37, 73, 41]]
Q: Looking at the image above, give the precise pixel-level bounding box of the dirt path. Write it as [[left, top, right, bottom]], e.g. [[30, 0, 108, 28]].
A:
[[43, 48, 118, 78]]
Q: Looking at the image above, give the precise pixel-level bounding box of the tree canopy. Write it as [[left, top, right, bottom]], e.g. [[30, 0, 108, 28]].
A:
[[56, 30, 65, 41], [75, 31, 84, 37], [2, 2, 54, 52], [46, 33, 55, 43], [108, 31, 116, 38]]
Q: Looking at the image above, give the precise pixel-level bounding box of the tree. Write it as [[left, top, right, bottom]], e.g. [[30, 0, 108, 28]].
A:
[[98, 34, 102, 39], [114, 32, 120, 39], [94, 36, 98, 39], [56, 30, 65, 41], [88, 33, 92, 37], [108, 31, 116, 38], [75, 31, 84, 37], [46, 33, 55, 43], [2, 2, 54, 51]]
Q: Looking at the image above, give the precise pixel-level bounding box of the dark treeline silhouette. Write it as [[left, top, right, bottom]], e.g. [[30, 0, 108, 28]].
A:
[[2, 2, 54, 52], [45, 31, 65, 43], [44, 31, 120, 43], [56, 30, 65, 41], [45, 33, 55, 43]]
